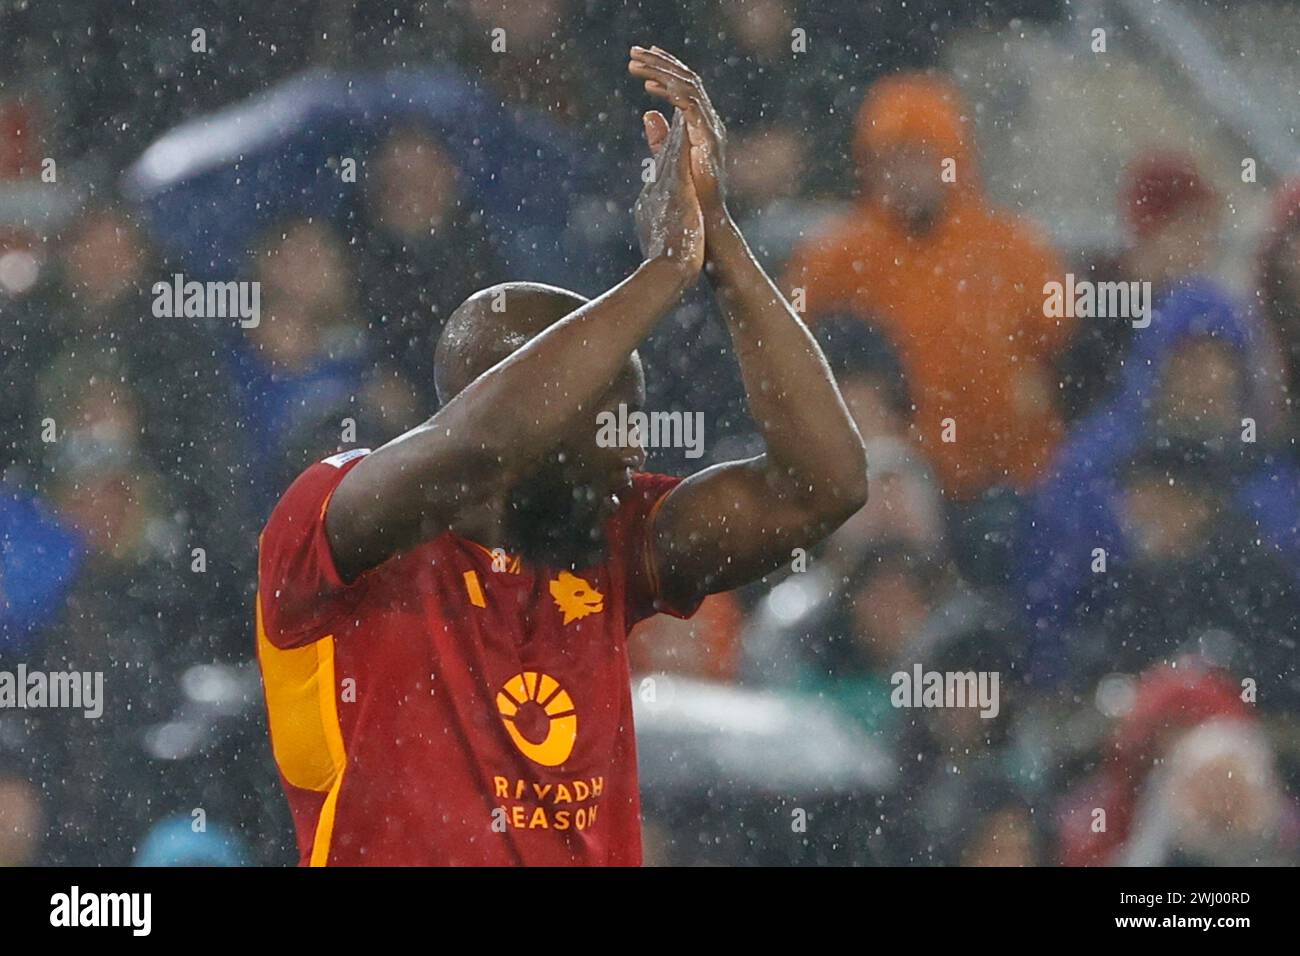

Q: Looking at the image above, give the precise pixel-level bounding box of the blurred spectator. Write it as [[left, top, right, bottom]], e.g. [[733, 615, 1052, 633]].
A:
[[1124, 152, 1222, 289], [1090, 442, 1297, 683], [34, 352, 184, 585], [348, 127, 502, 385], [61, 205, 151, 311], [791, 543, 1016, 752], [1054, 248, 1133, 424], [814, 316, 946, 568], [356, 363, 425, 439], [691, 0, 820, 223], [795, 545, 940, 740], [815, 315, 912, 444], [828, 438, 946, 570], [1017, 269, 1300, 689], [232, 218, 368, 506], [461, 0, 586, 123], [1061, 153, 1272, 428], [882, 598, 1027, 865], [29, 356, 196, 864], [3, 206, 154, 470], [1057, 663, 1296, 866], [1121, 717, 1294, 866], [9, 205, 250, 619], [784, 71, 1069, 502]]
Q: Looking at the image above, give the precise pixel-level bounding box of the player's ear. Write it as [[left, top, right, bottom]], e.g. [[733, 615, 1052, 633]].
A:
[[642, 110, 670, 156]]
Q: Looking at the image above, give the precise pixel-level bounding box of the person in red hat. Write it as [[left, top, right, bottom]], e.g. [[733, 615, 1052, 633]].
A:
[[1122, 151, 1221, 290], [1066, 150, 1288, 433], [1121, 150, 1289, 436], [1056, 660, 1298, 866]]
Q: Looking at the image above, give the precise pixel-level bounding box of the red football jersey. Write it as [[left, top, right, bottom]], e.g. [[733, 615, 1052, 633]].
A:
[[255, 449, 699, 866]]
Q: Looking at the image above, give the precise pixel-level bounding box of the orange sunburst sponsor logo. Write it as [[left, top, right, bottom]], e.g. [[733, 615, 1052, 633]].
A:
[[549, 571, 603, 624], [496, 672, 578, 767]]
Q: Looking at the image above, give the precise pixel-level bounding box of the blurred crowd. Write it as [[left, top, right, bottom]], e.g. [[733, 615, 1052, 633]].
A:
[[0, 0, 1296, 866]]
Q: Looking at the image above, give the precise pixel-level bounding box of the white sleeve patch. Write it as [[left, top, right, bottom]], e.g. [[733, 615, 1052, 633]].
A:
[[321, 448, 372, 468]]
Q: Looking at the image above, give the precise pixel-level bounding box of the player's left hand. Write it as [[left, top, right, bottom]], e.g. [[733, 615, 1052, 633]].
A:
[[632, 108, 705, 279], [629, 46, 728, 225]]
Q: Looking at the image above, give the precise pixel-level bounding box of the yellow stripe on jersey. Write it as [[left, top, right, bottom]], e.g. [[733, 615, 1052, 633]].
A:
[[255, 594, 347, 862], [310, 769, 346, 867], [463, 569, 487, 608]]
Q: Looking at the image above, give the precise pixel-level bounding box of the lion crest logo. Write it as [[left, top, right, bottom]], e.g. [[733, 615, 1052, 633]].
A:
[[548, 571, 604, 624]]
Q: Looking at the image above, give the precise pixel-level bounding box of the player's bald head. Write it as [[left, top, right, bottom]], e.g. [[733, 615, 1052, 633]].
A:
[[433, 280, 650, 567], [434, 282, 590, 405]]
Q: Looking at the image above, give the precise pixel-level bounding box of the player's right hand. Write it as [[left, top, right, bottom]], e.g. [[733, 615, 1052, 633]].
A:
[[632, 108, 705, 280], [629, 46, 728, 227]]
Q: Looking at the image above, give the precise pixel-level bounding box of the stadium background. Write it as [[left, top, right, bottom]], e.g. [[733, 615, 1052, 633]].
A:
[[0, 0, 1298, 865]]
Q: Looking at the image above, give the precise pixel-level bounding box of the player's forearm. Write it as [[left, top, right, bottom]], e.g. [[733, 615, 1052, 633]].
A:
[[452, 255, 691, 470], [328, 255, 693, 577], [706, 218, 868, 508]]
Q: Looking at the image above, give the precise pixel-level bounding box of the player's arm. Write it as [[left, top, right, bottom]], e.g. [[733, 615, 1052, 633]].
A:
[[326, 117, 705, 582], [629, 47, 869, 607]]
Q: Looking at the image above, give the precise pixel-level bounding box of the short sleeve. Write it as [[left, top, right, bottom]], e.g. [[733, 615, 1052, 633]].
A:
[[618, 472, 705, 628], [258, 450, 372, 649]]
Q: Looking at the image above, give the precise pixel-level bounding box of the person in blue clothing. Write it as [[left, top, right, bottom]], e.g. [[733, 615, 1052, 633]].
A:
[[345, 127, 504, 386], [229, 218, 371, 510], [0, 486, 82, 658], [1016, 273, 1300, 697]]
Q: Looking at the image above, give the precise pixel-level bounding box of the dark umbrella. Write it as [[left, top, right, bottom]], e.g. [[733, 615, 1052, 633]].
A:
[[122, 68, 601, 283]]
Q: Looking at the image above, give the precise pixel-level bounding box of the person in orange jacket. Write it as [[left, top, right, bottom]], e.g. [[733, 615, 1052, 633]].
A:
[[784, 72, 1070, 501]]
